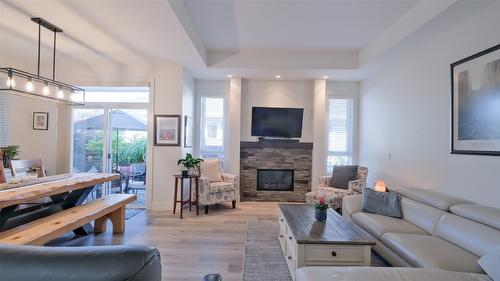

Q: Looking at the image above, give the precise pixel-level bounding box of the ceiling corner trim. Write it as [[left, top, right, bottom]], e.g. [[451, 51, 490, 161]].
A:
[[359, 0, 458, 67], [167, 0, 208, 66]]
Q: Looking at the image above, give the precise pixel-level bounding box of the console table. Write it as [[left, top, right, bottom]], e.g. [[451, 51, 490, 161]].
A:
[[278, 204, 375, 280]]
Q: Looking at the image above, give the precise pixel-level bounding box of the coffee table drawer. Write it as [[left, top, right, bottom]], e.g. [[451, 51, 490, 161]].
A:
[[303, 245, 365, 263]]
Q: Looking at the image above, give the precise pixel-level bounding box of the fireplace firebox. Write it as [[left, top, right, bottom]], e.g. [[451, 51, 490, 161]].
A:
[[257, 169, 294, 191]]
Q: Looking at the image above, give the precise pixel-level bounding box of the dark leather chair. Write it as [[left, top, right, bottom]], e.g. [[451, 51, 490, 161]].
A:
[[0, 245, 161, 281]]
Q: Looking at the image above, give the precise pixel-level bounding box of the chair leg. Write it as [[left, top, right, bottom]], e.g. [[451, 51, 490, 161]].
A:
[[232, 200, 236, 209], [205, 205, 209, 214]]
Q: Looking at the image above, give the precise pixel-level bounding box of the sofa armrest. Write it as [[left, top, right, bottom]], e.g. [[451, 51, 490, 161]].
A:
[[342, 194, 363, 220], [0, 245, 161, 281], [348, 179, 366, 193], [221, 173, 238, 183]]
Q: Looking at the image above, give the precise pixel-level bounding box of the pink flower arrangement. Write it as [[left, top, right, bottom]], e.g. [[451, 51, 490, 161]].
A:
[[315, 196, 329, 211]]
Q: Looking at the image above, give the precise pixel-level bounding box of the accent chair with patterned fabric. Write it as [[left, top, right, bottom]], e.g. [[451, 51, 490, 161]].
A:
[[306, 166, 368, 210], [197, 159, 239, 214]]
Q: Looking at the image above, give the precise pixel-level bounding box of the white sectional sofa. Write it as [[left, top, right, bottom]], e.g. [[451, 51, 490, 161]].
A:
[[296, 187, 500, 281]]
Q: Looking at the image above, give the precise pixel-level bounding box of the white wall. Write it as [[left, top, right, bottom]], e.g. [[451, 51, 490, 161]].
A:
[[240, 80, 314, 142], [6, 94, 69, 175], [359, 1, 500, 207], [182, 69, 195, 156]]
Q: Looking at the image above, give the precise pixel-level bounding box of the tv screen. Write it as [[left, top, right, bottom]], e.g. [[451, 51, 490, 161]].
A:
[[251, 107, 304, 138]]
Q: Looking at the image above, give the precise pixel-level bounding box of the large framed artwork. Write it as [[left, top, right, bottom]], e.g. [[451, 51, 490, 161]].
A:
[[33, 112, 49, 130], [184, 116, 193, 148], [451, 44, 500, 155], [154, 115, 181, 146]]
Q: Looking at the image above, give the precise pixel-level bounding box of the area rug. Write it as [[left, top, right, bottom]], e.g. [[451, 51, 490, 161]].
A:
[[242, 220, 293, 281], [125, 208, 144, 220], [242, 221, 390, 281]]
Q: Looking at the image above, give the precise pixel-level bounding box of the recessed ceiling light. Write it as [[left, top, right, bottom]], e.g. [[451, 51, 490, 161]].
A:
[[227, 74, 233, 78], [276, 75, 281, 79], [322, 75, 328, 79]]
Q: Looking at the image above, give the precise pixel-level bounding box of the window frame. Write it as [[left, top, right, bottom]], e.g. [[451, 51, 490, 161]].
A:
[[199, 96, 225, 159]]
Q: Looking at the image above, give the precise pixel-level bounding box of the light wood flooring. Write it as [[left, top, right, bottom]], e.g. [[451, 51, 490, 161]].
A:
[[50, 202, 280, 281]]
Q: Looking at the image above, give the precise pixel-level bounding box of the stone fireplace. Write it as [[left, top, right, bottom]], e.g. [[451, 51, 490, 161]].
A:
[[240, 140, 312, 202]]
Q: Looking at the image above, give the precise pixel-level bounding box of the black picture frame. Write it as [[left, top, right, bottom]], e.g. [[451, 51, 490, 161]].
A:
[[184, 116, 193, 148], [33, 112, 49, 130], [154, 115, 181, 146], [451, 43, 500, 156]]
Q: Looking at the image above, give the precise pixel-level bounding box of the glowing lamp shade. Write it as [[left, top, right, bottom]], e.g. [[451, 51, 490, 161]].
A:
[[374, 180, 387, 192]]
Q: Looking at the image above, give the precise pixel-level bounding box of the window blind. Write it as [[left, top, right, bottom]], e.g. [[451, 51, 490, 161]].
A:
[[327, 98, 353, 171], [0, 93, 8, 146]]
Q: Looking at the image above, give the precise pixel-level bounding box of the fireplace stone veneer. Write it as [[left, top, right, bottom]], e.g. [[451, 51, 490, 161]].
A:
[[240, 141, 312, 202]]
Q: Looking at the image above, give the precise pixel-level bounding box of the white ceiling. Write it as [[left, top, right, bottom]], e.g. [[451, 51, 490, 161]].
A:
[[182, 0, 419, 51], [0, 0, 477, 80]]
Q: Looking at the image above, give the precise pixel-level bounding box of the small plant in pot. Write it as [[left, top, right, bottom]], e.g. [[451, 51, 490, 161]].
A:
[[314, 197, 330, 222], [177, 153, 203, 177], [2, 145, 20, 168]]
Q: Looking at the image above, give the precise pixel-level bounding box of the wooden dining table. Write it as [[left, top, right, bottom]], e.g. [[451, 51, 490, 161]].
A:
[[0, 173, 119, 233]]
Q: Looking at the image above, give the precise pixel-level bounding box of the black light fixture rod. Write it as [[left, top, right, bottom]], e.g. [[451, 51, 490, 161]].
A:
[[52, 31, 56, 81], [37, 23, 41, 77]]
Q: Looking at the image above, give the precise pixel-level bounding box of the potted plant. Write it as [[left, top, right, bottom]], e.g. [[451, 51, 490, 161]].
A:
[[177, 153, 203, 177], [314, 197, 329, 222], [2, 145, 20, 168]]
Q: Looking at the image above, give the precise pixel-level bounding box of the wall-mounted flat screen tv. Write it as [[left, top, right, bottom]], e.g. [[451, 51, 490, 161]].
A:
[[251, 107, 303, 138]]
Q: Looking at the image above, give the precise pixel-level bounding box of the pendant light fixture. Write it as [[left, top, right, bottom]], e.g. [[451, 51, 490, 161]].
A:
[[0, 17, 85, 105]]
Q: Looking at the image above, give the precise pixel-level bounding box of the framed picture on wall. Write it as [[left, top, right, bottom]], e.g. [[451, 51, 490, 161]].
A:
[[184, 116, 193, 148], [33, 112, 49, 130], [154, 115, 181, 146], [451, 43, 500, 156]]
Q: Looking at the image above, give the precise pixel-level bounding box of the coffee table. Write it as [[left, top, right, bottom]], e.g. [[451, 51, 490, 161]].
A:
[[278, 204, 375, 280]]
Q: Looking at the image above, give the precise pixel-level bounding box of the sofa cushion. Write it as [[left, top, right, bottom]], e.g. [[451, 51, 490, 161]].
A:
[[209, 181, 234, 193], [478, 246, 500, 281], [393, 187, 471, 210], [200, 159, 223, 182], [435, 213, 500, 257], [329, 165, 358, 189], [296, 267, 491, 281], [381, 233, 483, 273], [362, 188, 402, 218], [401, 197, 446, 234], [351, 212, 426, 239], [450, 204, 500, 231]]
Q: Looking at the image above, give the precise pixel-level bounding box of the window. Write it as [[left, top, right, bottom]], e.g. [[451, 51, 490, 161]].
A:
[[0, 93, 7, 146], [327, 98, 353, 172], [200, 97, 224, 159], [83, 87, 149, 103]]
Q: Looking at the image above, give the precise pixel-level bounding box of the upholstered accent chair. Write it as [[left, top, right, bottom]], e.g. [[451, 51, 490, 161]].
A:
[[305, 166, 368, 210], [197, 159, 239, 214]]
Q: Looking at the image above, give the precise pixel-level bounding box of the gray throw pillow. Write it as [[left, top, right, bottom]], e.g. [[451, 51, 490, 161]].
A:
[[362, 188, 402, 218], [478, 245, 500, 281], [329, 165, 358, 189]]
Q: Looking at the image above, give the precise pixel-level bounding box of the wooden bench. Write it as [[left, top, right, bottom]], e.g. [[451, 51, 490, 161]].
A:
[[0, 193, 136, 245]]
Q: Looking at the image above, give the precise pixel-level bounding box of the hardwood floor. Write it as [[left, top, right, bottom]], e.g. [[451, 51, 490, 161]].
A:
[[49, 202, 280, 281]]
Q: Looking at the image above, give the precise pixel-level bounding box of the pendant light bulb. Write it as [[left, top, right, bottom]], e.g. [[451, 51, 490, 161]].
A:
[[26, 77, 34, 92], [6, 71, 16, 88], [43, 82, 50, 96], [57, 87, 64, 99]]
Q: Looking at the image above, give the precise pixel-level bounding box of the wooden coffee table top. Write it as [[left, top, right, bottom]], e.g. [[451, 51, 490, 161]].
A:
[[279, 204, 375, 245]]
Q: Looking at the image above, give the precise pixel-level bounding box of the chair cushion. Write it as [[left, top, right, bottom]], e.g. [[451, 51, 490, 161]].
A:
[[329, 165, 358, 189], [295, 267, 491, 281], [381, 233, 483, 273], [209, 181, 235, 193], [352, 212, 426, 239], [200, 159, 223, 182]]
